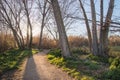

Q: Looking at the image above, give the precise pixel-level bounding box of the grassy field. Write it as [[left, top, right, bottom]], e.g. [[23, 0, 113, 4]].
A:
[[0, 49, 39, 75], [47, 48, 120, 80]]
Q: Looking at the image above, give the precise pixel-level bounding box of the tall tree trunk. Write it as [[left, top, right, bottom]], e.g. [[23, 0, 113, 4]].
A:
[[23, 0, 33, 49], [51, 0, 71, 57], [26, 23, 29, 49], [90, 0, 99, 55], [12, 29, 21, 49], [99, 0, 115, 56], [28, 18, 33, 49], [19, 29, 25, 49], [38, 0, 47, 49], [99, 0, 104, 55], [17, 16, 25, 49], [78, 0, 92, 52], [39, 23, 44, 49], [26, 17, 32, 49]]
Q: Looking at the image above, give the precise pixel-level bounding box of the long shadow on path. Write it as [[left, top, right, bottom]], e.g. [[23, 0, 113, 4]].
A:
[[23, 51, 40, 80]]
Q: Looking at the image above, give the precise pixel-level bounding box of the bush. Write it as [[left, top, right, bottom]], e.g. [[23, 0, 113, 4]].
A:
[[83, 60, 100, 70], [81, 76, 95, 80], [88, 54, 108, 63], [47, 54, 55, 60], [101, 57, 120, 80], [72, 48, 89, 55], [109, 57, 120, 70], [65, 58, 82, 69], [49, 49, 61, 57], [50, 57, 66, 67], [47, 49, 82, 80], [102, 69, 120, 80], [0, 49, 39, 75], [47, 49, 96, 80]]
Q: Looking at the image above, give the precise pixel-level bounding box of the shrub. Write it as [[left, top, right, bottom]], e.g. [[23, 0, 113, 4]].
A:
[[65, 59, 82, 69], [81, 76, 95, 80], [49, 49, 61, 57], [47, 49, 97, 80], [0, 49, 39, 75], [102, 69, 120, 80], [47, 49, 82, 80], [108, 57, 114, 64], [72, 48, 89, 55], [88, 54, 108, 63], [50, 57, 66, 67], [47, 54, 55, 60], [83, 60, 100, 70], [62, 67, 81, 80], [88, 63, 100, 70], [109, 57, 120, 70]]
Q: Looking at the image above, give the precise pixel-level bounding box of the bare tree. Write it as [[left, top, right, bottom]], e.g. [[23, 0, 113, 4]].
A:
[[89, 0, 115, 56], [46, 0, 77, 49], [78, 0, 92, 52], [99, 0, 104, 55], [22, 0, 33, 49], [46, 21, 59, 45], [90, 0, 99, 55], [60, 0, 77, 31], [78, 0, 115, 56], [37, 0, 50, 49], [50, 0, 71, 57], [0, 0, 25, 49], [99, 0, 115, 56]]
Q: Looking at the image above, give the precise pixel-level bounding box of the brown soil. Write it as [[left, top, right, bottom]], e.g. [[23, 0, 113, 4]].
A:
[[1, 50, 74, 80]]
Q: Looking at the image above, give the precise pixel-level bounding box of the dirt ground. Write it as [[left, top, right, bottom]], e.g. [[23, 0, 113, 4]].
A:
[[1, 50, 74, 80]]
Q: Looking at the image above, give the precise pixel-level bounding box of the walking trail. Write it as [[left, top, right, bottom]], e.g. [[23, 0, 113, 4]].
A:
[[1, 50, 74, 80]]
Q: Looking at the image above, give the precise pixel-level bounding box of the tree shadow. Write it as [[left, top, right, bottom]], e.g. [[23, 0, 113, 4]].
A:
[[23, 50, 40, 80]]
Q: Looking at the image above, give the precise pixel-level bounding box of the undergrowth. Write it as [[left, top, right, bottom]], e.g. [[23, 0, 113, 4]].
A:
[[47, 49, 120, 80], [101, 57, 120, 80], [0, 49, 39, 75], [47, 49, 95, 80]]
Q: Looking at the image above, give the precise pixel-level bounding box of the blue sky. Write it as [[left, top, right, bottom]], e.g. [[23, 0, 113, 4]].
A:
[[30, 0, 120, 37], [66, 0, 120, 37]]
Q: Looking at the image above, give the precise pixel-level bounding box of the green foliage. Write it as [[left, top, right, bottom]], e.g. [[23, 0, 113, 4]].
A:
[[65, 59, 82, 69], [88, 54, 108, 63], [32, 49, 39, 54], [47, 54, 56, 60], [72, 48, 89, 55], [49, 49, 62, 57], [81, 76, 95, 80], [88, 63, 100, 70], [109, 57, 120, 70], [108, 57, 114, 64], [102, 69, 120, 80], [50, 57, 66, 67], [101, 57, 120, 80], [47, 49, 120, 80], [47, 49, 95, 80], [47, 49, 64, 67], [0, 49, 39, 75], [83, 60, 100, 70], [63, 67, 81, 79]]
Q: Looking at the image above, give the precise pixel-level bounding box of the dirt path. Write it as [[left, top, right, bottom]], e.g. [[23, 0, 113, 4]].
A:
[[1, 50, 74, 80]]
